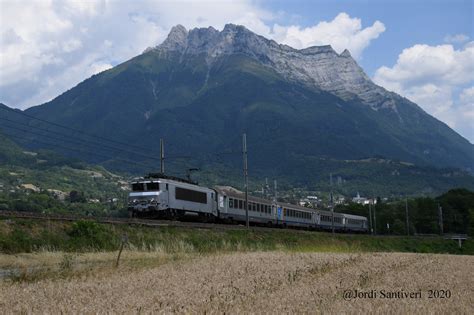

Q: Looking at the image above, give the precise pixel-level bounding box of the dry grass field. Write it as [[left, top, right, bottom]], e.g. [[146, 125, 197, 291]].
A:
[[0, 251, 472, 313]]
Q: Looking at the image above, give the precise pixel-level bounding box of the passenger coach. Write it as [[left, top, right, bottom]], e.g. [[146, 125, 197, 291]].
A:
[[128, 174, 368, 233]]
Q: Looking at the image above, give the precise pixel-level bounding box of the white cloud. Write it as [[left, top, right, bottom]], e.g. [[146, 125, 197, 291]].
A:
[[374, 42, 474, 142], [0, 1, 383, 110], [0, 0, 272, 108], [268, 13, 385, 59], [62, 39, 82, 53], [444, 33, 470, 44]]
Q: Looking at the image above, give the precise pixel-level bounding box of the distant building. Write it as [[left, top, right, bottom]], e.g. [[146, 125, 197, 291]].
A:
[[299, 195, 321, 208], [352, 192, 376, 205]]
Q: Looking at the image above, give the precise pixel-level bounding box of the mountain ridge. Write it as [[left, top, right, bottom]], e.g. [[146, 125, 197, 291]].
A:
[[147, 24, 415, 113], [0, 24, 472, 194]]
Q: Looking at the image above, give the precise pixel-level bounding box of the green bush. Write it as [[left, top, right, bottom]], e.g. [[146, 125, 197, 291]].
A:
[[67, 220, 117, 251]]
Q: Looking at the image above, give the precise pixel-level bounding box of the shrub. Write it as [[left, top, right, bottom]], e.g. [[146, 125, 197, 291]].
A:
[[67, 220, 117, 251]]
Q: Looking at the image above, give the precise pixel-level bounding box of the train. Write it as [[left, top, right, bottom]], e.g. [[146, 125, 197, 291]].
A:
[[127, 173, 368, 233]]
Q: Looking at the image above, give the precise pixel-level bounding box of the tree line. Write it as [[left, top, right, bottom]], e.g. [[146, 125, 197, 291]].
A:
[[335, 189, 474, 236]]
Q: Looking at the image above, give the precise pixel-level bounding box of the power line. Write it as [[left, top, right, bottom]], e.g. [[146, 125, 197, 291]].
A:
[[0, 106, 160, 153], [0, 115, 191, 162], [0, 106, 243, 166], [2, 131, 157, 170], [0, 118, 165, 163]]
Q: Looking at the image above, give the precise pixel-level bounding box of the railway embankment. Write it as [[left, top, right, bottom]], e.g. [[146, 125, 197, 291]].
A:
[[1, 216, 471, 255]]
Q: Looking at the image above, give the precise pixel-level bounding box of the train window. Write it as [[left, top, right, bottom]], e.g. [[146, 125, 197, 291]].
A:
[[132, 183, 145, 191], [229, 198, 234, 208], [239, 200, 243, 209], [175, 187, 207, 204], [147, 182, 160, 191]]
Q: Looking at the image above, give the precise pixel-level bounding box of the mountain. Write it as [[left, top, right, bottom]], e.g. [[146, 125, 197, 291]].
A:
[[1, 24, 473, 195]]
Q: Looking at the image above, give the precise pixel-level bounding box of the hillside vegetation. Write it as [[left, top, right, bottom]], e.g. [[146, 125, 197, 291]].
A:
[[0, 131, 128, 216]]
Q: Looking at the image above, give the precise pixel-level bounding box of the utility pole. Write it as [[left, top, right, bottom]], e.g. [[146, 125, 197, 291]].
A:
[[373, 199, 377, 235], [265, 178, 269, 199], [274, 180, 277, 201], [368, 203, 373, 235], [438, 203, 444, 235], [243, 133, 249, 228], [160, 138, 164, 174], [273, 179, 278, 224], [330, 191, 335, 235], [330, 173, 334, 235], [405, 197, 410, 236]]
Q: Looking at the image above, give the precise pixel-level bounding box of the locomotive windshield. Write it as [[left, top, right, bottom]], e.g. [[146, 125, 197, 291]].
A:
[[131, 182, 160, 191], [147, 182, 160, 191], [132, 183, 145, 191]]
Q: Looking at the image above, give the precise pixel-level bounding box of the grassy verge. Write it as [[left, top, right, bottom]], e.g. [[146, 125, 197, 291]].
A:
[[0, 217, 471, 255]]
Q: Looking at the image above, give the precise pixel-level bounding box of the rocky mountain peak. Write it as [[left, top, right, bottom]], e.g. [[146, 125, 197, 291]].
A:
[[160, 24, 188, 51], [340, 49, 352, 58], [149, 24, 398, 110]]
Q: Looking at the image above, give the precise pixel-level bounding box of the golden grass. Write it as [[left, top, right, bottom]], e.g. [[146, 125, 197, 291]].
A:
[[0, 251, 472, 313]]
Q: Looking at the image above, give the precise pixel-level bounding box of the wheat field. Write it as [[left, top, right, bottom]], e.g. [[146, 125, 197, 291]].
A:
[[0, 251, 472, 313]]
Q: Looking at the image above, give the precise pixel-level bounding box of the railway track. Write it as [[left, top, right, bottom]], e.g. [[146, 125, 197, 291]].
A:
[[0, 210, 411, 237]]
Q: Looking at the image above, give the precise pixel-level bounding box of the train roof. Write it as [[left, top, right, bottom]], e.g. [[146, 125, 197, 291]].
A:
[[143, 173, 197, 185], [131, 173, 198, 185]]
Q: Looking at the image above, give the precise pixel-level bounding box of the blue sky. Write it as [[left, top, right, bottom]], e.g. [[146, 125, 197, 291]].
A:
[[0, 0, 473, 142], [262, 0, 473, 75]]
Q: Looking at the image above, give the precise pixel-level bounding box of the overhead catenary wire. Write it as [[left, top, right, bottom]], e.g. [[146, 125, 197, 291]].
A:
[[0, 118, 165, 163], [1, 131, 158, 171], [0, 111, 191, 161], [0, 123, 227, 178], [0, 106, 156, 153], [0, 106, 245, 169]]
